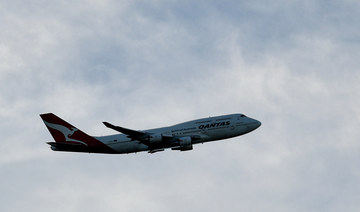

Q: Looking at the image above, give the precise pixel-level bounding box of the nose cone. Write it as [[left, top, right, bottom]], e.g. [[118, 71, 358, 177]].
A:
[[254, 120, 261, 129], [247, 119, 261, 132]]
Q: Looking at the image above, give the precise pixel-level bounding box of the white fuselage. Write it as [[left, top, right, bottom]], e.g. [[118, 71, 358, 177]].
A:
[[94, 114, 261, 154]]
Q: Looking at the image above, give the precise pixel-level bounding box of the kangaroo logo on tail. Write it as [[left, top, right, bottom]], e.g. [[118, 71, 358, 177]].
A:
[[40, 113, 117, 153], [40, 113, 91, 146], [42, 120, 87, 146]]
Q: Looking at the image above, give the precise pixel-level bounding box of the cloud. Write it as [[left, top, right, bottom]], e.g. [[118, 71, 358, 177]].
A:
[[1, 0, 360, 211]]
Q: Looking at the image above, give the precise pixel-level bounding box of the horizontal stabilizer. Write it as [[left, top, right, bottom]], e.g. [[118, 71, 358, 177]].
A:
[[47, 141, 88, 152], [47, 141, 87, 147]]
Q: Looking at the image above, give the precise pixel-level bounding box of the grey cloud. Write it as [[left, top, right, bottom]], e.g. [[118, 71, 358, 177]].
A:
[[1, 0, 360, 212]]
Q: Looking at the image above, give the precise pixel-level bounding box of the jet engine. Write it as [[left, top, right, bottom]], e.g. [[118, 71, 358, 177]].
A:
[[172, 136, 193, 151], [147, 133, 163, 144]]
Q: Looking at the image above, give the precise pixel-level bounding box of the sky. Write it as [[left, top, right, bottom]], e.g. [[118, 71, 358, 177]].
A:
[[1, 0, 360, 211]]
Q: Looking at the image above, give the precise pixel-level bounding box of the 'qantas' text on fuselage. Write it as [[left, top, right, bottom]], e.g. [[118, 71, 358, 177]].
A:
[[198, 121, 231, 129]]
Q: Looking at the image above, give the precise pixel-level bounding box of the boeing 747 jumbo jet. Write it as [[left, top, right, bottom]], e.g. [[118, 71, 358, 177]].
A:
[[40, 113, 261, 154]]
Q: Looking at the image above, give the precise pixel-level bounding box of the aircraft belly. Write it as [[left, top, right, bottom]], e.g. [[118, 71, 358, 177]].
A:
[[108, 142, 148, 153]]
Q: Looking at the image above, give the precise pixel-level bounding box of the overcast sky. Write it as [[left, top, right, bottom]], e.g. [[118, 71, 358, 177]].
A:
[[1, 0, 360, 211]]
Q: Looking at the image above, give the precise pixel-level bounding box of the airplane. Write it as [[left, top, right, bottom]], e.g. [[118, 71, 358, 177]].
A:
[[40, 113, 261, 154]]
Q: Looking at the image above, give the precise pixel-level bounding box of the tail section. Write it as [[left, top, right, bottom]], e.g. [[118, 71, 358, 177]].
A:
[[40, 113, 116, 153], [40, 113, 90, 145]]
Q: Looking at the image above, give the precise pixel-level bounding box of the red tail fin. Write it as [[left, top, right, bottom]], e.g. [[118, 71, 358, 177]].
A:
[[40, 113, 116, 153]]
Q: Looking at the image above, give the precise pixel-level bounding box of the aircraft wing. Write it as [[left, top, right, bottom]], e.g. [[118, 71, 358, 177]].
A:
[[103, 122, 148, 139]]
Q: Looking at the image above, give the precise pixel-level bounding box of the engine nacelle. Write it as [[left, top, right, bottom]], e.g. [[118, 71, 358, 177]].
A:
[[179, 136, 192, 147], [148, 133, 163, 144], [172, 136, 193, 151]]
